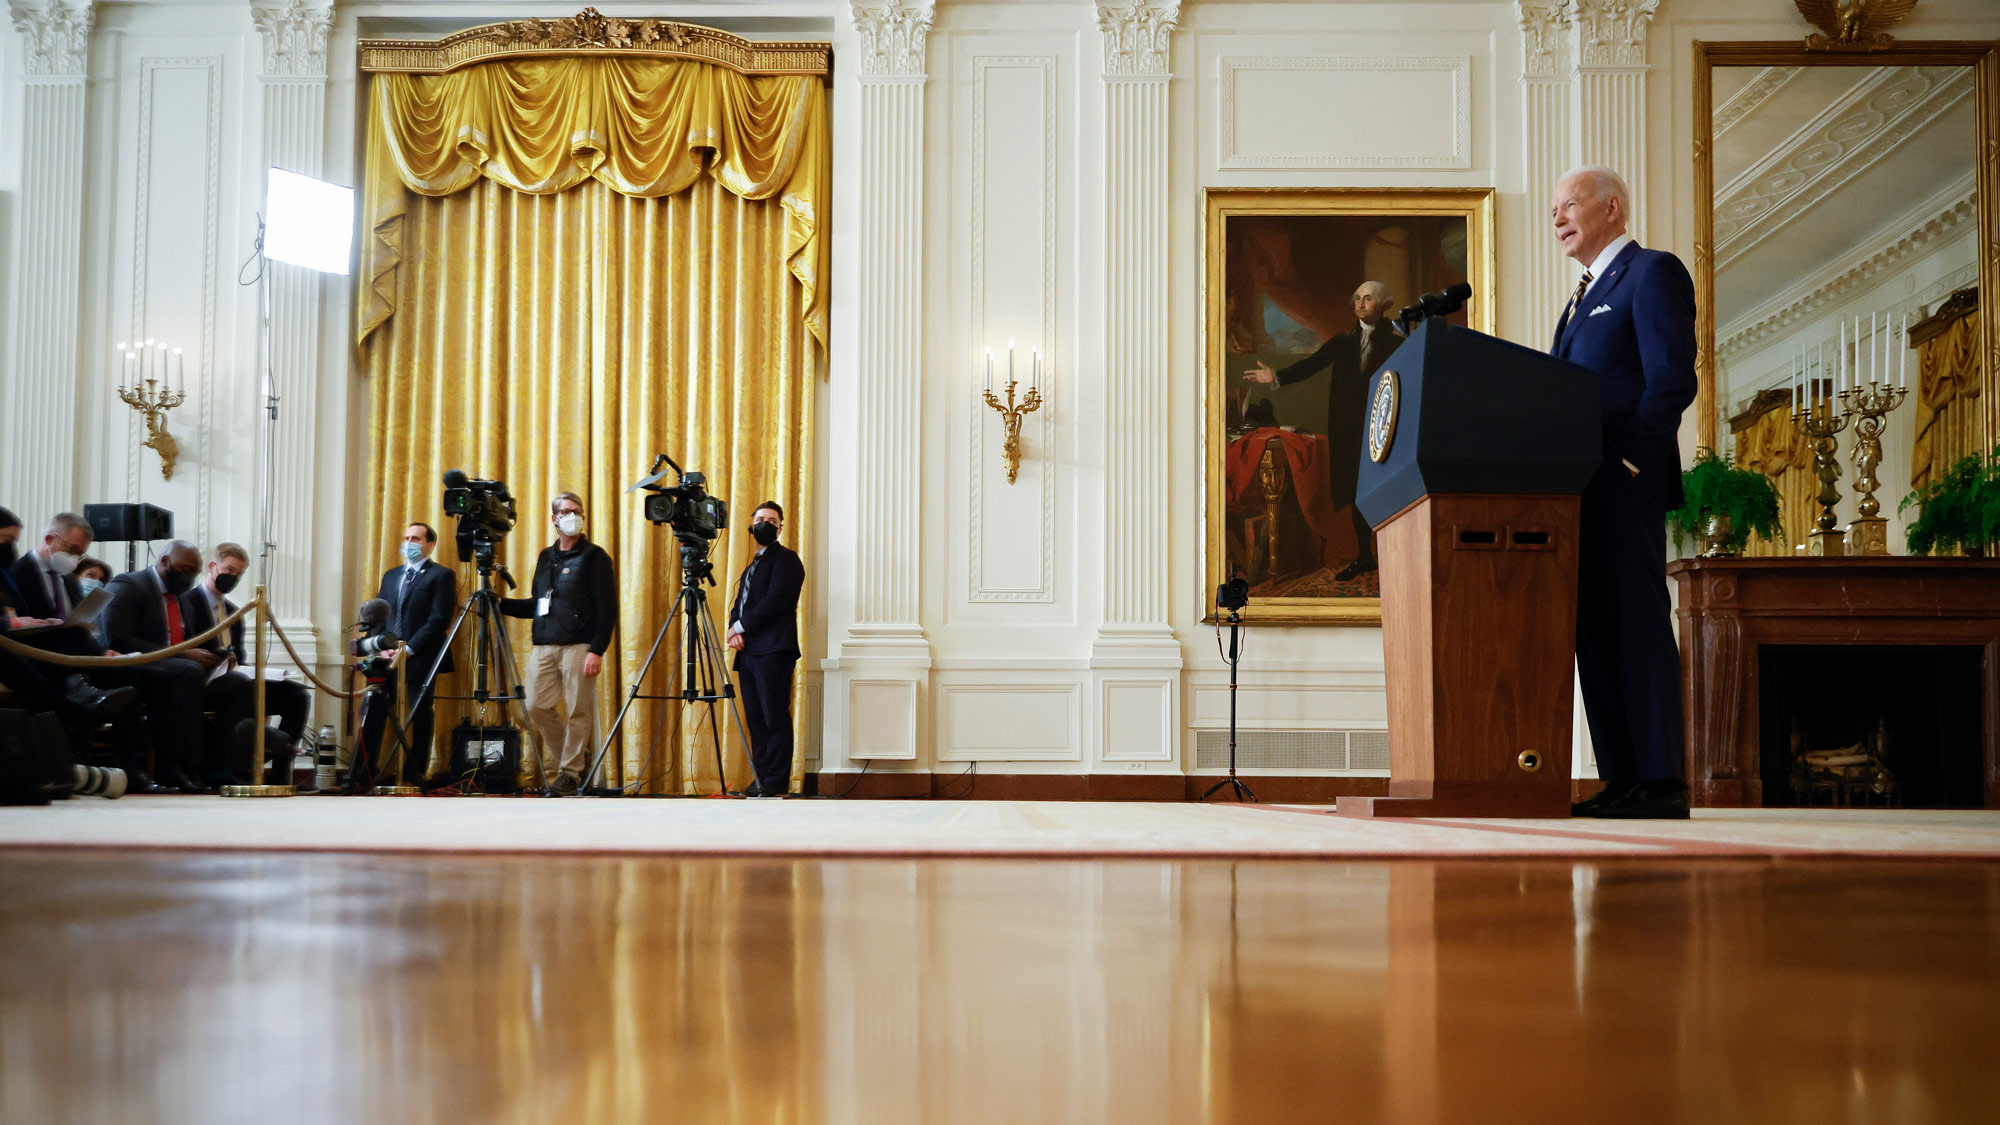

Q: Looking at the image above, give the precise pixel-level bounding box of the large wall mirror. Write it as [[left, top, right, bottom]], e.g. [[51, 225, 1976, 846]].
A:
[[1695, 40, 1999, 555]]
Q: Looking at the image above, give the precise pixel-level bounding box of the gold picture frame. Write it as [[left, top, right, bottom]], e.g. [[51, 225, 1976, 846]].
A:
[[1203, 188, 1496, 626]]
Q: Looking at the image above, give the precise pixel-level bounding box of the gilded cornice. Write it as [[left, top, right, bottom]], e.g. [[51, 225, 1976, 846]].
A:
[[359, 8, 829, 77]]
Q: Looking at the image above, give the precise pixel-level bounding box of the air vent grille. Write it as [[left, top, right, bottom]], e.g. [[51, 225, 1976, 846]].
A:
[[1193, 729, 1390, 772]]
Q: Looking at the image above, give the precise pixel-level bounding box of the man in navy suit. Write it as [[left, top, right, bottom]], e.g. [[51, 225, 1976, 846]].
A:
[[375, 522, 458, 784], [726, 501, 805, 798], [1549, 166, 1696, 820]]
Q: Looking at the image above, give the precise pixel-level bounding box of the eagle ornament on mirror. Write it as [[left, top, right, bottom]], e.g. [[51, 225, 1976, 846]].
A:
[[1793, 0, 1920, 53]]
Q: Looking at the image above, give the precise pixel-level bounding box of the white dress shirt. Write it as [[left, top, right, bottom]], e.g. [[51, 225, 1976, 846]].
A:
[[1579, 234, 1634, 301]]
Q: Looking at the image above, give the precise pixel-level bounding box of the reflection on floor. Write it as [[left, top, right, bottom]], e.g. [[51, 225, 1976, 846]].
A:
[[2, 852, 1996, 1123]]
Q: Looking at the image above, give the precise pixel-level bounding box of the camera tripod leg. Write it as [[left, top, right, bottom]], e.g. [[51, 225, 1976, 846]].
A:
[[692, 598, 758, 792], [580, 596, 683, 793], [396, 590, 482, 783], [476, 593, 548, 794]]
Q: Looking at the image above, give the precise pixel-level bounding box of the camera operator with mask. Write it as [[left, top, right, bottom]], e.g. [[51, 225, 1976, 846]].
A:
[[725, 501, 804, 798], [374, 523, 456, 786], [501, 492, 616, 795]]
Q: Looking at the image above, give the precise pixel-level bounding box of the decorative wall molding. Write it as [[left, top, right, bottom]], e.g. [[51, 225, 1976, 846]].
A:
[[250, 0, 333, 79], [7, 0, 93, 78], [1571, 0, 1658, 70], [850, 0, 934, 80], [938, 681, 1081, 762], [128, 58, 226, 546], [359, 11, 827, 76], [1217, 56, 1472, 170], [1516, 0, 1571, 80], [1717, 176, 1976, 359], [968, 54, 1058, 605], [1713, 66, 1800, 140], [1095, 1, 1178, 79], [1716, 66, 1973, 268]]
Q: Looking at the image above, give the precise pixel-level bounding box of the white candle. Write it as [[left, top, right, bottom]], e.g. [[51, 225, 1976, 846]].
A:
[[985, 348, 993, 393], [1032, 347, 1040, 392], [143, 338, 156, 386], [1007, 340, 1015, 388], [1790, 355, 1797, 415], [160, 343, 171, 392], [115, 343, 128, 392], [172, 347, 184, 394], [1900, 313, 1908, 388]]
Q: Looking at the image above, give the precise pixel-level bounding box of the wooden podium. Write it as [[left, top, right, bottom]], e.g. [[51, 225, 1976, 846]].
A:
[[1335, 322, 1602, 819]]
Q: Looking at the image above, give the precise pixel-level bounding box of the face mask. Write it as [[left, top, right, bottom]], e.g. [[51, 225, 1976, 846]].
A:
[[400, 542, 425, 565], [49, 551, 80, 576], [750, 521, 779, 547], [161, 566, 195, 595], [78, 577, 105, 596], [556, 514, 584, 537], [213, 572, 241, 595]]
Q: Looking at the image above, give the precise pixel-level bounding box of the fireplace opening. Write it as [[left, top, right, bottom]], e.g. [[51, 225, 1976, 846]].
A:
[[1758, 645, 1984, 809]]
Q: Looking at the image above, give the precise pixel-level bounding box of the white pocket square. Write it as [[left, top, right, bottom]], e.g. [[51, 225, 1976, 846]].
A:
[[1588, 304, 1613, 317]]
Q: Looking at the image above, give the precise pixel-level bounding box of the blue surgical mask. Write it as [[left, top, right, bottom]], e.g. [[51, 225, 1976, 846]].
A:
[[401, 543, 424, 565], [78, 577, 105, 597]]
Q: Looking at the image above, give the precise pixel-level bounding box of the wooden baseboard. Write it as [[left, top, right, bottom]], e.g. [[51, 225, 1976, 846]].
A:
[[803, 772, 1393, 803]]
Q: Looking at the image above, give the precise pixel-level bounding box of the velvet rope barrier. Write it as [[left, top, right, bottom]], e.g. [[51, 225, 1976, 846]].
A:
[[0, 598, 256, 667]]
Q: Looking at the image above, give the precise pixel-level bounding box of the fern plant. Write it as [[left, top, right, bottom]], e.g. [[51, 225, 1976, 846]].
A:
[[1900, 445, 2000, 557], [1668, 447, 1784, 556]]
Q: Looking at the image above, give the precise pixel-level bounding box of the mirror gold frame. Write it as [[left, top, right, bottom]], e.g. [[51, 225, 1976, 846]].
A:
[[1693, 39, 2000, 456]]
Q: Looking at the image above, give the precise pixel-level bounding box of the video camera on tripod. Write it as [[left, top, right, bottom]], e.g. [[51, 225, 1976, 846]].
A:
[[630, 453, 729, 584], [350, 598, 400, 680], [442, 469, 517, 568]]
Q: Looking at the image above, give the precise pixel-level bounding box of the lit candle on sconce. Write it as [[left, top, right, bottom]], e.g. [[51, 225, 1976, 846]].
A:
[[1032, 346, 1040, 393], [143, 338, 157, 386], [115, 342, 129, 393], [1007, 339, 1015, 387], [1900, 313, 1908, 388], [172, 347, 184, 393], [985, 347, 993, 394]]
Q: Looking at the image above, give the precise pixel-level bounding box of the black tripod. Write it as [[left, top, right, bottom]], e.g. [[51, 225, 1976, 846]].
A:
[[1203, 597, 1257, 803], [347, 656, 416, 793], [409, 542, 547, 792], [580, 539, 749, 795]]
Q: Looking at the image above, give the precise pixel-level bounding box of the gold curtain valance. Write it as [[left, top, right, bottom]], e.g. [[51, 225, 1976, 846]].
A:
[[1910, 287, 1983, 492], [358, 55, 827, 350]]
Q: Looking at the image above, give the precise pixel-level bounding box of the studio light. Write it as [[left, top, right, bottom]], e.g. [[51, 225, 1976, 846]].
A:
[[263, 168, 354, 275]]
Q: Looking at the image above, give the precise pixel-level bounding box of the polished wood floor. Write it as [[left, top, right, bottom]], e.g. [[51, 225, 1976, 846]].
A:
[[1, 852, 1996, 1124]]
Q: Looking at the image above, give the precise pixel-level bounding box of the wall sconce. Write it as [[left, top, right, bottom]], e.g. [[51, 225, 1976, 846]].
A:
[[116, 338, 186, 480], [981, 340, 1043, 484]]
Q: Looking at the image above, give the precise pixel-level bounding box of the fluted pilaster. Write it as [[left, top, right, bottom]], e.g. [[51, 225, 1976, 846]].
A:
[[1517, 0, 1573, 338], [844, 0, 933, 658], [251, 0, 334, 657], [5, 1, 93, 523], [1570, 0, 1656, 242]]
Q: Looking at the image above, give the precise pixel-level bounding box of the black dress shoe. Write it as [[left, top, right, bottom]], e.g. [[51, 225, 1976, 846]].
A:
[[124, 770, 174, 795], [167, 770, 211, 794], [58, 677, 140, 721], [1579, 779, 1690, 820], [1570, 780, 1636, 817]]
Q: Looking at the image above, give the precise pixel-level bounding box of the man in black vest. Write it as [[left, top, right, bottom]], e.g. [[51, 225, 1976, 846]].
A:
[[500, 492, 616, 794], [1242, 280, 1404, 581], [375, 522, 457, 784], [726, 501, 804, 798]]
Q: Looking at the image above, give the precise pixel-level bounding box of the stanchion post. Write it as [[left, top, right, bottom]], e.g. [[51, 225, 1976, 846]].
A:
[[222, 589, 295, 797]]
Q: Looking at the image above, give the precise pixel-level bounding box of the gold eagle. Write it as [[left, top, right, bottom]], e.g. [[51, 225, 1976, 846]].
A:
[[1793, 0, 1920, 52]]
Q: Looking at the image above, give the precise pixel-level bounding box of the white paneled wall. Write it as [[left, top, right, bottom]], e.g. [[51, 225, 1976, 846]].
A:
[[6, 1, 1998, 778]]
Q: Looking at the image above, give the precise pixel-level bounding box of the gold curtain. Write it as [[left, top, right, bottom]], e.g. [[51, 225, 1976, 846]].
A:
[[1910, 296, 1984, 492], [1735, 405, 1813, 557], [358, 57, 823, 793]]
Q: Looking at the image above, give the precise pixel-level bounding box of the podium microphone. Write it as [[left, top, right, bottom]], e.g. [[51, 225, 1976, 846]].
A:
[[1419, 282, 1474, 318]]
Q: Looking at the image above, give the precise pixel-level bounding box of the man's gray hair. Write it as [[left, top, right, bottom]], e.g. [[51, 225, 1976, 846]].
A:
[[44, 512, 90, 540], [1355, 280, 1391, 304], [1561, 165, 1632, 217]]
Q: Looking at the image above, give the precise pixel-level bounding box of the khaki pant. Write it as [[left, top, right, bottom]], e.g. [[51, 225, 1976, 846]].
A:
[[525, 643, 596, 779]]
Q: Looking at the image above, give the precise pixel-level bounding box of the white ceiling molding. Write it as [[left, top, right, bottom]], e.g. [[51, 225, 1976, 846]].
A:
[[1713, 66, 1799, 140], [1715, 65, 1973, 269], [1716, 172, 1975, 360]]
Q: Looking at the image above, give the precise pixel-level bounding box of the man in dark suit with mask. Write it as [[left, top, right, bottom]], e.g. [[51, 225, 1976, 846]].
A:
[[102, 540, 248, 787], [1242, 280, 1404, 581], [375, 522, 457, 785], [180, 542, 313, 768], [1548, 165, 1697, 820], [725, 501, 804, 798]]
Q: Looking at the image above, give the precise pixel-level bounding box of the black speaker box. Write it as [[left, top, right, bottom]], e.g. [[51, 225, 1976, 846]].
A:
[[448, 721, 522, 794], [83, 502, 174, 543]]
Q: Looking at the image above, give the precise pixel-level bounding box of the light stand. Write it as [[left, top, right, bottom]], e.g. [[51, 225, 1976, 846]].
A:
[[222, 169, 355, 800], [1203, 582, 1256, 804]]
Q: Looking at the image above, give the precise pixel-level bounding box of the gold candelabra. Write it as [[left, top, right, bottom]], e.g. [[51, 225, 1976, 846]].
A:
[[982, 342, 1043, 485], [116, 339, 186, 480], [1841, 381, 1908, 555]]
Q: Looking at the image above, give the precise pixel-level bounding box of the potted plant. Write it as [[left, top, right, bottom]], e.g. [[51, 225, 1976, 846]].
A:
[[1668, 447, 1784, 557], [1900, 445, 2000, 557]]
